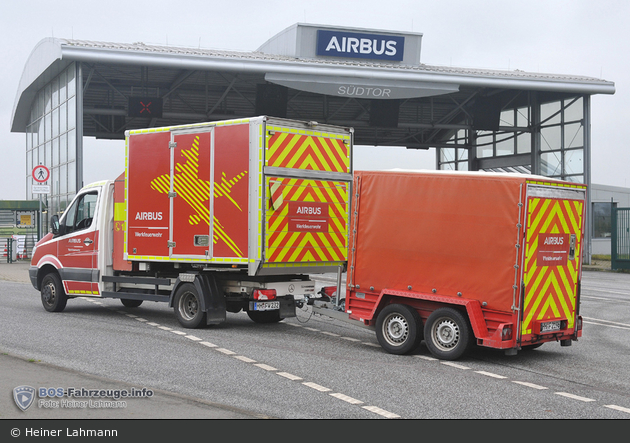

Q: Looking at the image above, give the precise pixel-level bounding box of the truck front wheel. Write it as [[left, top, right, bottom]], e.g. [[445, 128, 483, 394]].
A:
[[375, 304, 422, 355], [173, 283, 207, 328], [424, 307, 473, 360], [41, 273, 68, 312]]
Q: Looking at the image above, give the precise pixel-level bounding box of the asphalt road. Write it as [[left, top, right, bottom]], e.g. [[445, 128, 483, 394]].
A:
[[1, 262, 630, 421]]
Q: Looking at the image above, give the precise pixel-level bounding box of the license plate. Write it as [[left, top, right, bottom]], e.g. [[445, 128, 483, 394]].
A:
[[541, 320, 561, 333], [254, 301, 280, 311]]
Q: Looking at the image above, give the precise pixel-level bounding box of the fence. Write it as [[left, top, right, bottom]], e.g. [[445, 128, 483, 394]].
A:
[[611, 207, 630, 271], [1, 235, 37, 263]]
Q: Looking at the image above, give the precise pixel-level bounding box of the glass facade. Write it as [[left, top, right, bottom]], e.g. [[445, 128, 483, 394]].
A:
[[26, 63, 78, 234], [437, 95, 586, 184]]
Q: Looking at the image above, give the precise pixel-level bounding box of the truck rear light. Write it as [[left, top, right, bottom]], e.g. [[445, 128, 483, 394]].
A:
[[577, 316, 583, 331], [501, 325, 513, 341], [253, 289, 277, 301]]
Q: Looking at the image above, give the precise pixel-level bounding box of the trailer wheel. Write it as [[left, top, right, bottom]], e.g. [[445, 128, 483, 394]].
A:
[[121, 299, 143, 308], [247, 310, 283, 324], [173, 283, 207, 328], [375, 304, 422, 355], [41, 273, 68, 312], [424, 307, 473, 360]]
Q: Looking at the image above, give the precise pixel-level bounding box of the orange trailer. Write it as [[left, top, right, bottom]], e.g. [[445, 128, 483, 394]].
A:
[[343, 170, 586, 360]]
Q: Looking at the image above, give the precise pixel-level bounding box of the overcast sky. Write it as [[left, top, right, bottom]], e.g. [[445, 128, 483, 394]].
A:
[[1, 0, 628, 200]]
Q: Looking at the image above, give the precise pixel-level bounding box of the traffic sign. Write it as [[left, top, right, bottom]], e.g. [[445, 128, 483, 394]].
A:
[[32, 165, 50, 183]]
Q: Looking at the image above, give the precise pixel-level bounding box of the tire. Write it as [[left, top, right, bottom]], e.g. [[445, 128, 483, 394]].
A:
[[424, 307, 473, 360], [121, 299, 143, 308], [173, 283, 207, 328], [41, 273, 68, 312], [247, 310, 283, 324], [375, 304, 422, 355]]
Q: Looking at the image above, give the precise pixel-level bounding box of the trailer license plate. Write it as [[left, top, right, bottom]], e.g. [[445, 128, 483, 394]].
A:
[[254, 301, 280, 311], [541, 320, 561, 333]]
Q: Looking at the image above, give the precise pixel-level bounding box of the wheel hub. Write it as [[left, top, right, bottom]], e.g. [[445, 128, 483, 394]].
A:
[[385, 314, 409, 344], [434, 319, 459, 349]]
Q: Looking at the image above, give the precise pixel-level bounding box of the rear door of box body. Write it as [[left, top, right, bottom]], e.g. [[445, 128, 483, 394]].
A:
[[519, 183, 586, 343], [261, 121, 352, 274]]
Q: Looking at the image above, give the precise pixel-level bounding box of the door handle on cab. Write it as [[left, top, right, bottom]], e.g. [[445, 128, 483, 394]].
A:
[[84, 238, 93, 245]]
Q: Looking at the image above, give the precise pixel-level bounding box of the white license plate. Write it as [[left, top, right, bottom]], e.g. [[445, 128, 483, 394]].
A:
[[541, 320, 561, 333], [254, 301, 280, 311]]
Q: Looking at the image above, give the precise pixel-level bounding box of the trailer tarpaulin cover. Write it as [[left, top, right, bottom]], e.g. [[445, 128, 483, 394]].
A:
[[351, 170, 525, 313]]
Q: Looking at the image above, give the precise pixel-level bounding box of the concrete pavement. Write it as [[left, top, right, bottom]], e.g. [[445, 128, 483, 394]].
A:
[[0, 260, 267, 420]]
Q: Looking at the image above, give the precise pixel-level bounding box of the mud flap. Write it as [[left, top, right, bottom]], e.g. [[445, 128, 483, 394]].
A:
[[170, 274, 227, 325]]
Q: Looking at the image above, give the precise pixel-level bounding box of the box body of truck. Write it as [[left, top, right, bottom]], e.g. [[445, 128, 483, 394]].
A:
[[345, 170, 585, 359], [30, 116, 353, 327]]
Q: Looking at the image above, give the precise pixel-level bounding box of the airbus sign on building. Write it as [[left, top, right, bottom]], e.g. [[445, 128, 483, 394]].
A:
[[315, 29, 405, 61]]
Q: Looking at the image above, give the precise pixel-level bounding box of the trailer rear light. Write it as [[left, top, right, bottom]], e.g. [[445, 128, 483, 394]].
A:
[[501, 325, 513, 341], [577, 316, 583, 331], [253, 289, 277, 301]]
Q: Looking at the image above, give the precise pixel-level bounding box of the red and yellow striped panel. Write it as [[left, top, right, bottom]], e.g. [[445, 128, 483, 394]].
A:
[[521, 196, 584, 335], [266, 130, 350, 173], [265, 177, 348, 264]]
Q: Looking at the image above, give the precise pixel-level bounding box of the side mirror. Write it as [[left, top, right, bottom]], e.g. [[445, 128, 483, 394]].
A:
[[51, 215, 60, 235]]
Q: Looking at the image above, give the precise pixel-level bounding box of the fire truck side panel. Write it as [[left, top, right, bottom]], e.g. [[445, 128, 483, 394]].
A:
[[126, 130, 171, 260]]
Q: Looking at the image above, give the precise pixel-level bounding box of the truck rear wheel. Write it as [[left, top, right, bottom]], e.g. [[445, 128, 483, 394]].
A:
[[424, 307, 473, 360], [173, 283, 207, 328], [375, 304, 422, 355], [41, 273, 68, 312]]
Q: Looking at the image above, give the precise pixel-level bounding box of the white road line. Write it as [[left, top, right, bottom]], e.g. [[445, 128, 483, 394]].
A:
[[341, 337, 360, 342], [158, 326, 172, 331], [277, 372, 303, 381], [321, 332, 340, 337], [199, 341, 217, 348], [254, 363, 277, 371], [135, 318, 148, 322], [304, 327, 320, 332], [146, 322, 160, 326], [330, 392, 363, 405], [125, 314, 138, 318], [555, 392, 596, 402], [233, 355, 256, 363], [604, 404, 630, 414], [215, 348, 236, 355], [170, 330, 187, 335], [476, 371, 507, 379], [415, 355, 438, 361], [185, 335, 202, 341], [512, 381, 548, 390], [441, 361, 470, 370], [362, 405, 401, 419], [303, 382, 331, 392]]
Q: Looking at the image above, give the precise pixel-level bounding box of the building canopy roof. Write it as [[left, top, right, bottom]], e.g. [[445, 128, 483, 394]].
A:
[[12, 23, 615, 148]]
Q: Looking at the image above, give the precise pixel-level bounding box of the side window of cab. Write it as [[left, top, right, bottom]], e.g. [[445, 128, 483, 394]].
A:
[[53, 191, 98, 237]]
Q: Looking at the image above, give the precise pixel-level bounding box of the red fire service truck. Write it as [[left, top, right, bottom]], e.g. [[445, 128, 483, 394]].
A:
[[29, 116, 353, 327], [314, 170, 586, 360]]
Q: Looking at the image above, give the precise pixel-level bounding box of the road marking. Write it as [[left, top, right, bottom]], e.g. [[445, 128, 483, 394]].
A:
[[604, 404, 630, 414], [126, 314, 138, 318], [135, 318, 148, 322], [555, 392, 596, 402], [254, 363, 277, 371], [512, 381, 548, 390], [441, 361, 470, 370], [341, 337, 360, 342], [304, 327, 320, 332], [233, 355, 256, 363], [146, 322, 160, 326], [416, 355, 439, 361], [170, 330, 187, 335], [363, 405, 401, 419], [199, 341, 217, 348], [185, 335, 202, 341], [303, 382, 331, 392], [321, 332, 340, 337], [476, 371, 507, 379], [158, 326, 172, 331], [215, 348, 236, 355], [330, 393, 363, 405], [277, 372, 303, 381]]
